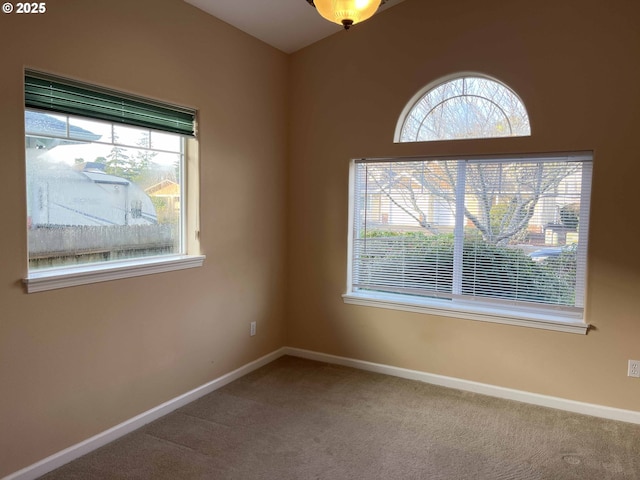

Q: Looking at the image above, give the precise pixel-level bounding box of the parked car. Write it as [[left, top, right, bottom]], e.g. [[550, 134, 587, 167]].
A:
[[528, 243, 577, 262]]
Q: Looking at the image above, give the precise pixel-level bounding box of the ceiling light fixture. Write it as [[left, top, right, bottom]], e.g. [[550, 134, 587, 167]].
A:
[[306, 0, 387, 30]]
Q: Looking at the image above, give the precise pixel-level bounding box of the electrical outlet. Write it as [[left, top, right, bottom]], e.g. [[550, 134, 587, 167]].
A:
[[250, 321, 256, 337], [628, 360, 640, 378]]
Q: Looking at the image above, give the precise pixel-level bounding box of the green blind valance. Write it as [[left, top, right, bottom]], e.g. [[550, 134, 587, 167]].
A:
[[25, 71, 196, 137]]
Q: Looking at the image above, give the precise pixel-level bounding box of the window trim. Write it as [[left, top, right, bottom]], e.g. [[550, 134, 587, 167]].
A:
[[24, 254, 205, 293], [344, 153, 592, 335], [342, 291, 589, 334]]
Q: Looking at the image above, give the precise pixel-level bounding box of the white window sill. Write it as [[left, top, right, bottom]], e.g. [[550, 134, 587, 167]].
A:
[[23, 255, 206, 293], [342, 292, 589, 335]]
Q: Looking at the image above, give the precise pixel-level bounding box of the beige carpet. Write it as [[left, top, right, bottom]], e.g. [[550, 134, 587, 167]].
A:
[[40, 356, 640, 479]]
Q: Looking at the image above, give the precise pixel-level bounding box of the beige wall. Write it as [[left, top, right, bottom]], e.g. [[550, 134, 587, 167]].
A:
[[288, 0, 640, 411], [0, 0, 288, 476]]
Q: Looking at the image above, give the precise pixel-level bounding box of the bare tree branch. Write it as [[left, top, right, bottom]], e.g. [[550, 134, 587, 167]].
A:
[[366, 160, 579, 245]]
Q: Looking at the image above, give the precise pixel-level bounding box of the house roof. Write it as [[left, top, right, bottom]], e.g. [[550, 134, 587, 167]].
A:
[[25, 110, 101, 141], [146, 180, 179, 197]]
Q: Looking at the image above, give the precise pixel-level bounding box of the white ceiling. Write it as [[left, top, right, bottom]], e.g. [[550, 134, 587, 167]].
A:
[[184, 0, 406, 54]]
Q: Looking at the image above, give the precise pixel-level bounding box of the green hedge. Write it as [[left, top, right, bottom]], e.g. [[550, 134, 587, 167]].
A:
[[360, 232, 576, 306]]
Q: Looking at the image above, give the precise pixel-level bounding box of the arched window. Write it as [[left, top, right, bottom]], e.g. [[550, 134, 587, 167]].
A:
[[396, 75, 531, 142]]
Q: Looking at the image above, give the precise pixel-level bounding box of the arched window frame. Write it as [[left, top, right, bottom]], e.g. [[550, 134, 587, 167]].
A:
[[394, 73, 531, 143]]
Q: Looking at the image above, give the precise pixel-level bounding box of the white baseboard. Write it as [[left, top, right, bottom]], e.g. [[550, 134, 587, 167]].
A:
[[7, 345, 640, 480], [283, 347, 640, 425], [4, 347, 287, 480]]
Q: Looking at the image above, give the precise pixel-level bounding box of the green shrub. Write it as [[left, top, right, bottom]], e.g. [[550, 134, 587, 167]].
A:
[[360, 231, 575, 305]]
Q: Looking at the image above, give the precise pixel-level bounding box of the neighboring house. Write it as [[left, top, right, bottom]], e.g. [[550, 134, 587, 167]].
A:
[[145, 179, 180, 224], [365, 176, 580, 246]]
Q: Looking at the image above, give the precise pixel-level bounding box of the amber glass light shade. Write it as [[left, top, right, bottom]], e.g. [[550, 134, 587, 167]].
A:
[[313, 0, 382, 29]]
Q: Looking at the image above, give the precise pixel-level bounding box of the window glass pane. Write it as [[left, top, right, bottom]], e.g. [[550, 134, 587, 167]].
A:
[[26, 109, 183, 271], [68, 116, 113, 143], [151, 131, 182, 153], [353, 161, 457, 297], [25, 110, 68, 137], [399, 76, 531, 142], [351, 155, 590, 316], [461, 161, 583, 306], [113, 124, 151, 149]]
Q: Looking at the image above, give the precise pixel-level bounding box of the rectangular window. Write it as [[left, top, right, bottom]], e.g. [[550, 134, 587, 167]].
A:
[[344, 153, 592, 333], [24, 71, 203, 292]]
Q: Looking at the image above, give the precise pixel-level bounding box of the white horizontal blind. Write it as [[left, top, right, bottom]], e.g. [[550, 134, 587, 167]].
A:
[[351, 154, 592, 317]]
